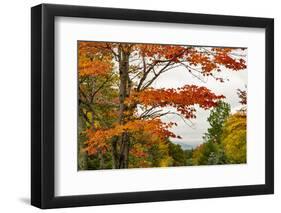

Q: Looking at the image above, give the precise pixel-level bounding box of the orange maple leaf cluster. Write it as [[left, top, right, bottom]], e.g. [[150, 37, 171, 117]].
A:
[[78, 42, 114, 77], [136, 45, 246, 74], [84, 119, 177, 155], [126, 85, 225, 119], [136, 44, 187, 60], [214, 54, 246, 71], [79, 58, 112, 77], [187, 48, 246, 74]]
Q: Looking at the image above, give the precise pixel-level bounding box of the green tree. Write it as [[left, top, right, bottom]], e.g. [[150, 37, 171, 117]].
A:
[[168, 142, 187, 166], [192, 142, 221, 165], [203, 101, 231, 144], [184, 149, 194, 166], [192, 101, 231, 165], [221, 112, 247, 163]]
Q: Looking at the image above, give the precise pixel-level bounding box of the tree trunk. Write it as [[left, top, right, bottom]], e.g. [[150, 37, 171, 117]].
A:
[[123, 132, 130, 168], [98, 151, 105, 169], [116, 46, 130, 169], [111, 137, 119, 169], [78, 115, 88, 170]]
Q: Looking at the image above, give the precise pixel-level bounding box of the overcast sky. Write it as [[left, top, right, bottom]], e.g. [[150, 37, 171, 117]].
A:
[[149, 52, 247, 147]]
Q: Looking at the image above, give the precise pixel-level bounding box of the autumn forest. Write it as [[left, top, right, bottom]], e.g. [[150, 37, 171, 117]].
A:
[[78, 41, 247, 170]]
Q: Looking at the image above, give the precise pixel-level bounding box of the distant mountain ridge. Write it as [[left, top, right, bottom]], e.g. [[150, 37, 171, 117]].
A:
[[173, 142, 197, 150]]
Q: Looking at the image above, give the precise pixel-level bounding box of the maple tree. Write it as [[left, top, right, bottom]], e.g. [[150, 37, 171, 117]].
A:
[[78, 41, 247, 169]]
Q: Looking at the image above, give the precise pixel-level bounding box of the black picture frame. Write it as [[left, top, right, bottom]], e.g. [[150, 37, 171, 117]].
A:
[[31, 3, 274, 209]]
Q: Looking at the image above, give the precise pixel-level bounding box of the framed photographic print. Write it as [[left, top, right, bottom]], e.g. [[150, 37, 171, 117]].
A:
[[31, 3, 274, 209]]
